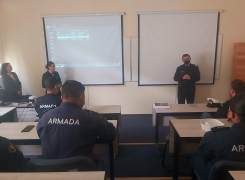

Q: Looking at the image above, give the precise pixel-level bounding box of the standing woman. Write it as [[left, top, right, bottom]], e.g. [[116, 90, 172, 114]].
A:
[[1, 63, 22, 97], [42, 61, 62, 97]]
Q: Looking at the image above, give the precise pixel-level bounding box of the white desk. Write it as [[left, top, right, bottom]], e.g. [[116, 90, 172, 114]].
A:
[[152, 103, 218, 126], [0, 107, 17, 122], [7, 103, 121, 114], [229, 171, 245, 180], [7, 102, 34, 108], [7, 104, 121, 116], [0, 121, 117, 180], [153, 103, 218, 154], [0, 171, 105, 180], [6, 104, 120, 154], [0, 120, 118, 152], [85, 105, 121, 126], [85, 105, 121, 114], [170, 119, 232, 180], [0, 122, 38, 140], [7, 103, 121, 123]]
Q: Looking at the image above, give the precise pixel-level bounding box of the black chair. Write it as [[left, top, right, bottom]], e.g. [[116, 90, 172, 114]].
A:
[[194, 160, 245, 180], [26, 156, 97, 172], [209, 161, 245, 180]]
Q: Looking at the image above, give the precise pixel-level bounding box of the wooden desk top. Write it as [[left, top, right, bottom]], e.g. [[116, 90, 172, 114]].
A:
[[170, 119, 232, 138], [0, 171, 105, 180], [229, 171, 245, 180], [0, 120, 117, 141], [7, 103, 121, 114], [84, 105, 121, 114], [0, 107, 16, 116], [0, 122, 38, 140], [155, 103, 217, 113], [6, 102, 33, 108]]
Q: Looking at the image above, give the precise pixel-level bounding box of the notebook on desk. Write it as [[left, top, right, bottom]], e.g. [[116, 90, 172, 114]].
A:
[[153, 103, 170, 108]]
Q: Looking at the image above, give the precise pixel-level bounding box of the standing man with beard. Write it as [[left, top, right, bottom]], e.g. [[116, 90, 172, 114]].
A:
[[174, 54, 200, 104]]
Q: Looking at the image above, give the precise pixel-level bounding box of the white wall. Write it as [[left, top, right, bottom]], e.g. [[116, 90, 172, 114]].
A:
[[0, 23, 4, 87], [0, 0, 244, 114]]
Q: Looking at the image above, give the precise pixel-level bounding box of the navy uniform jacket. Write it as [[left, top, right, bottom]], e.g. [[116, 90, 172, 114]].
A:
[[196, 122, 245, 164], [214, 100, 230, 118], [42, 71, 61, 88], [37, 102, 116, 159], [34, 94, 62, 119], [173, 64, 200, 90], [0, 136, 25, 172], [2, 72, 21, 93]]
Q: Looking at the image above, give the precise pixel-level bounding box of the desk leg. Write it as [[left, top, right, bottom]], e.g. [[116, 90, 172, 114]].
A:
[[173, 129, 180, 180], [109, 141, 114, 180], [113, 125, 119, 157], [13, 109, 18, 122], [115, 114, 120, 156], [155, 114, 161, 156]]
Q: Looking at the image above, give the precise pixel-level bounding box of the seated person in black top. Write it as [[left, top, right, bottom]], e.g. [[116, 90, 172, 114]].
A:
[[192, 92, 245, 180], [34, 77, 62, 119], [0, 136, 26, 172], [1, 63, 22, 102], [215, 79, 245, 118], [37, 80, 116, 167]]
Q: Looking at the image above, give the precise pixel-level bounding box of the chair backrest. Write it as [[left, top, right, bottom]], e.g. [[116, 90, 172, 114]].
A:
[[208, 160, 245, 180], [26, 156, 97, 172]]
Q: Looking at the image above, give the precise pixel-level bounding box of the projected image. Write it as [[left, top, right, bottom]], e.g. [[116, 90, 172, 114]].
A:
[[46, 26, 121, 67]]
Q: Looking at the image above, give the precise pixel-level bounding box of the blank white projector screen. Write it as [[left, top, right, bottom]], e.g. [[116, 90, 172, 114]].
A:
[[43, 14, 124, 85], [138, 11, 219, 85]]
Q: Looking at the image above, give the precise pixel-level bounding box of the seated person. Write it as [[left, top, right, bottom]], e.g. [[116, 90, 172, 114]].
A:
[[37, 80, 116, 166], [0, 136, 26, 172], [215, 79, 245, 118], [34, 77, 62, 119], [192, 92, 245, 180]]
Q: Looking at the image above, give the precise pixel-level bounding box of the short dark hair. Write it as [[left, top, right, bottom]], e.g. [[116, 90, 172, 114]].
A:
[[182, 54, 190, 59], [1, 63, 10, 75], [231, 79, 245, 94], [45, 61, 55, 70], [62, 80, 85, 99], [44, 77, 58, 90], [230, 92, 245, 122]]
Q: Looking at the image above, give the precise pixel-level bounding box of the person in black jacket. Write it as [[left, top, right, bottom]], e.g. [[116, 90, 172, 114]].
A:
[[1, 63, 22, 95], [0, 136, 26, 172], [1, 63, 22, 102], [192, 92, 245, 180], [42, 61, 62, 97], [215, 79, 245, 118], [34, 77, 62, 119], [37, 80, 116, 166], [174, 54, 200, 104]]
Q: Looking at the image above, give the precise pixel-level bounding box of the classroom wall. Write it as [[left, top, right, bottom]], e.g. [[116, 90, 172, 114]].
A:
[[0, 0, 244, 114], [0, 23, 5, 87]]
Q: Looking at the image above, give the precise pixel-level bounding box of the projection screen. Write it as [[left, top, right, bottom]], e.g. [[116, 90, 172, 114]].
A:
[[43, 13, 124, 85], [138, 11, 219, 85]]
